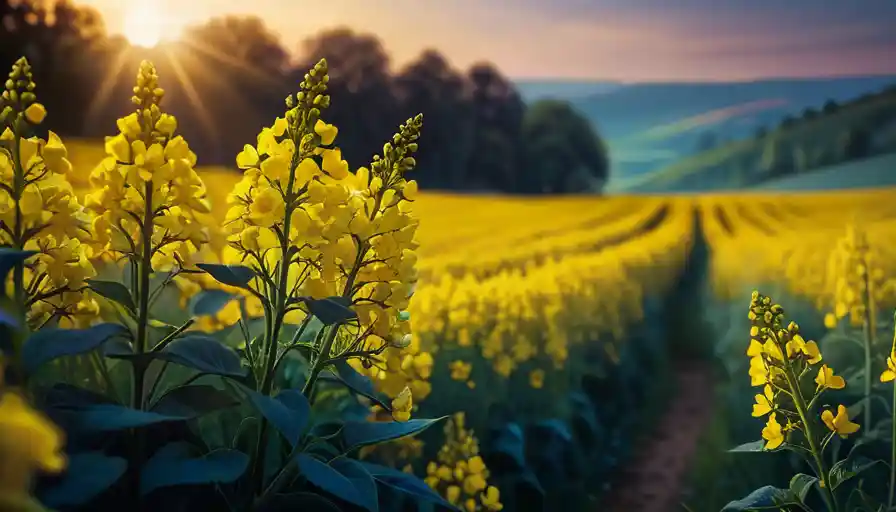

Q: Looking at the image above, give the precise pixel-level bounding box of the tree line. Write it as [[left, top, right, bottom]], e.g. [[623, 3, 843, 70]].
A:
[[1, 0, 610, 194]]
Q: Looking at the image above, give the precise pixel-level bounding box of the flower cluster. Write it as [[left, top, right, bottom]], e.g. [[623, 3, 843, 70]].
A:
[[220, 58, 428, 404], [0, 57, 96, 329], [824, 226, 894, 328], [85, 60, 210, 273], [747, 292, 859, 455], [424, 413, 503, 512]]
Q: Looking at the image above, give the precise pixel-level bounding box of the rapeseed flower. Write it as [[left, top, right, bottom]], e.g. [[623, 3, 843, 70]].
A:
[[821, 405, 860, 438]]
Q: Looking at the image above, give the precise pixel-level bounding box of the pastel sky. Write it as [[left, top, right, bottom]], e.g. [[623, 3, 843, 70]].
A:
[[76, 0, 896, 82]]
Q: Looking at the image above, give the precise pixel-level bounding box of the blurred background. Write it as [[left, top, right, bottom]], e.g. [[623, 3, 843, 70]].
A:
[[3, 0, 896, 511]]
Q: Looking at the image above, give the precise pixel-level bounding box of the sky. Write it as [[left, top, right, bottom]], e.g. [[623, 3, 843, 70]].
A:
[[75, 0, 896, 82]]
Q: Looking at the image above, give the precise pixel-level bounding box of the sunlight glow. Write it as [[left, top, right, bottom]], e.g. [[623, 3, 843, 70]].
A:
[[122, 1, 168, 48]]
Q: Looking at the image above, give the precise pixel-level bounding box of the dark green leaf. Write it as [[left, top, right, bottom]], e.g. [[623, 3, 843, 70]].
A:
[[328, 361, 391, 410], [306, 296, 356, 326], [151, 385, 238, 418], [721, 486, 796, 511], [190, 289, 236, 317], [342, 417, 445, 452], [139, 442, 249, 496], [196, 263, 256, 289], [244, 387, 311, 447], [73, 403, 187, 432], [728, 440, 767, 453], [22, 323, 129, 374], [40, 452, 127, 507], [789, 473, 818, 503], [0, 248, 36, 283], [297, 454, 370, 510], [829, 456, 881, 491], [359, 462, 457, 510], [331, 458, 378, 512], [87, 279, 136, 314], [153, 335, 245, 378]]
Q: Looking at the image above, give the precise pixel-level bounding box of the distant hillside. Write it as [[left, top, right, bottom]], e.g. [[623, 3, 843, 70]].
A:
[[612, 84, 896, 193], [513, 79, 623, 103], [752, 153, 896, 191], [561, 75, 896, 182]]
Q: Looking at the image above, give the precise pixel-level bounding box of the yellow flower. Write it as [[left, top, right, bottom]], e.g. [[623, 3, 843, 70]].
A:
[[751, 384, 774, 417], [824, 313, 838, 329], [881, 349, 896, 383], [315, 119, 338, 145], [391, 386, 413, 422], [529, 369, 545, 389], [449, 360, 472, 381], [481, 486, 503, 511], [761, 412, 784, 450], [821, 405, 860, 438], [24, 102, 47, 124], [749, 356, 769, 387], [815, 364, 846, 390], [0, 392, 67, 494]]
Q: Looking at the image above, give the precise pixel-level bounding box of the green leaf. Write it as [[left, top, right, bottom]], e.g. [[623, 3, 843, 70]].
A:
[[87, 279, 136, 314], [721, 486, 797, 511], [789, 473, 818, 503], [331, 458, 379, 512], [359, 462, 457, 510], [829, 455, 881, 491], [153, 334, 245, 378], [328, 361, 390, 410], [22, 323, 129, 375], [139, 442, 249, 496], [190, 289, 236, 317], [0, 248, 36, 283], [243, 387, 311, 448], [296, 454, 372, 511], [728, 440, 767, 453], [196, 263, 256, 290], [342, 417, 445, 452], [151, 385, 238, 418], [40, 452, 128, 507], [73, 403, 189, 432], [306, 296, 357, 326]]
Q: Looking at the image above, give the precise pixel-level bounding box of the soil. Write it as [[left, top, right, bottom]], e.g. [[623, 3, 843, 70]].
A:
[[602, 361, 715, 512]]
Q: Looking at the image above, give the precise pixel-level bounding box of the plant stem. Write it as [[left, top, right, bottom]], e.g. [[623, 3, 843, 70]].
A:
[[860, 264, 876, 429], [10, 125, 26, 334], [782, 357, 837, 511], [888, 380, 896, 509]]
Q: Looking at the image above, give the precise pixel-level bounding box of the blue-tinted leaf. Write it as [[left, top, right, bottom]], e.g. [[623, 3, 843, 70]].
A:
[[328, 361, 390, 409], [154, 335, 245, 378], [0, 248, 36, 283], [342, 417, 445, 452], [789, 473, 818, 503], [306, 296, 357, 325], [87, 279, 136, 314], [829, 456, 881, 491], [244, 388, 311, 447], [39, 452, 127, 507], [151, 385, 238, 418], [728, 440, 767, 453], [331, 458, 378, 512], [722, 486, 795, 511], [196, 263, 256, 289], [74, 403, 187, 432], [22, 323, 129, 374], [190, 289, 236, 317], [359, 462, 456, 510], [297, 454, 369, 510], [140, 442, 249, 496]]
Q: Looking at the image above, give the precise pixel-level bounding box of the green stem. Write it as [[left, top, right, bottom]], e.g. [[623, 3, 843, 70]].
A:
[[888, 380, 896, 509], [781, 357, 838, 512], [10, 124, 26, 334], [860, 265, 875, 430]]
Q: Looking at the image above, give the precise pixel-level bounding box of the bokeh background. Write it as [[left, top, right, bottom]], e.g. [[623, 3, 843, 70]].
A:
[[4, 0, 896, 511]]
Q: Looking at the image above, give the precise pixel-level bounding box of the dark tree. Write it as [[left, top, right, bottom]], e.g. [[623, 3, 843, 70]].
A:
[[839, 126, 872, 161], [464, 62, 524, 191], [822, 100, 839, 115], [393, 49, 474, 189], [520, 99, 609, 193]]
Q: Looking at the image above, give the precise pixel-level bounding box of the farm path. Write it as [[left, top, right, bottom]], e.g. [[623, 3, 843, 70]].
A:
[[602, 361, 715, 512]]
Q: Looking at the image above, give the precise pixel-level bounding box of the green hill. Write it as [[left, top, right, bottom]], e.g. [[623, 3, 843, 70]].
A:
[[612, 84, 896, 193]]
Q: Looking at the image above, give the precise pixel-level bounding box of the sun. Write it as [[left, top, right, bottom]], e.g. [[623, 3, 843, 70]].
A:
[[122, 1, 168, 48]]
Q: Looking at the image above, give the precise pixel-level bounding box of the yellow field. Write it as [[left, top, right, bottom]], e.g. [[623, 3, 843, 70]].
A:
[[64, 140, 896, 380]]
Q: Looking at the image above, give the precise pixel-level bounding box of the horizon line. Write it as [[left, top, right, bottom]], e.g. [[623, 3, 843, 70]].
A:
[[510, 72, 896, 85]]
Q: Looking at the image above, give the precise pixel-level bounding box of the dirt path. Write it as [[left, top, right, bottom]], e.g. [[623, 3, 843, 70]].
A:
[[602, 361, 715, 512]]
